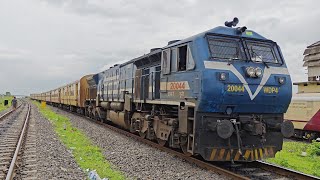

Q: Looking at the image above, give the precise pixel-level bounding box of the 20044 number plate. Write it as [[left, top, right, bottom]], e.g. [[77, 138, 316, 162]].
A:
[[226, 84, 245, 92], [226, 85, 279, 94]]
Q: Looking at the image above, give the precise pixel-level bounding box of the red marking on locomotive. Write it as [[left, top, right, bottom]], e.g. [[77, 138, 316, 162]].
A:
[[304, 109, 320, 132], [169, 82, 186, 90]]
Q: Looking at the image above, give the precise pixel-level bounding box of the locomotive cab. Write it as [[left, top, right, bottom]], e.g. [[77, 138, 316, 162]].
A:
[[192, 18, 294, 161]]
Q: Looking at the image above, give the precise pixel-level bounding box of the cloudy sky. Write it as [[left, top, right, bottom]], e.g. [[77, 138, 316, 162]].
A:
[[0, 0, 319, 95]]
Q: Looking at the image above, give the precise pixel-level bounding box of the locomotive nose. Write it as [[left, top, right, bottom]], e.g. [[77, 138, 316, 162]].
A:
[[281, 120, 294, 138]]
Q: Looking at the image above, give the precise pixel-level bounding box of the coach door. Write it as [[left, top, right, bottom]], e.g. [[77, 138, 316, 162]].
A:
[[58, 89, 61, 104], [76, 83, 79, 106], [99, 80, 104, 101], [133, 68, 149, 102], [150, 66, 161, 99], [160, 48, 170, 98], [142, 68, 150, 101], [134, 69, 142, 100]]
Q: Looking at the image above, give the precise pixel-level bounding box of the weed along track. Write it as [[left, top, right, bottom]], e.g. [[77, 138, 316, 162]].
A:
[[48, 104, 319, 180], [30, 102, 87, 179], [48, 105, 227, 179], [34, 101, 125, 180], [0, 100, 87, 179]]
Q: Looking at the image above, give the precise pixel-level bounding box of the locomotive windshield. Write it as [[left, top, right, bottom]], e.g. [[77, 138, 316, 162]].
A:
[[208, 36, 282, 64], [208, 37, 244, 60], [246, 41, 280, 63]]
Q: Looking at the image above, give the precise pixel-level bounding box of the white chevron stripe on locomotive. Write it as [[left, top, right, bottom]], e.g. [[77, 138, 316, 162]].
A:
[[204, 61, 290, 100]]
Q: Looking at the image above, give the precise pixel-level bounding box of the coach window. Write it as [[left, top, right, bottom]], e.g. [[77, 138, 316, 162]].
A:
[[187, 45, 195, 70], [178, 45, 187, 71], [161, 49, 171, 74], [171, 48, 177, 72]]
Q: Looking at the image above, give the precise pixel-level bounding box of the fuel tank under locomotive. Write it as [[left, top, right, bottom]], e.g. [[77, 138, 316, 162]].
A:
[[100, 102, 130, 129]]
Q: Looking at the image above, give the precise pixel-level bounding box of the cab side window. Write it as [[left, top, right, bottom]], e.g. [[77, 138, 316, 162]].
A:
[[161, 49, 171, 74], [178, 45, 187, 71], [187, 46, 195, 70], [170, 48, 177, 72], [163, 44, 195, 74]]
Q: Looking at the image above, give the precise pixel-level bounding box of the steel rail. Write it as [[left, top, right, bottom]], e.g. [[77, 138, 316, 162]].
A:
[[97, 120, 248, 180], [5, 104, 31, 180], [255, 160, 320, 180], [0, 103, 22, 121]]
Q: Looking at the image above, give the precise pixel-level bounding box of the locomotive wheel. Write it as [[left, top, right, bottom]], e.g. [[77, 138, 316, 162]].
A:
[[157, 138, 167, 146], [308, 133, 317, 142], [181, 144, 192, 156]]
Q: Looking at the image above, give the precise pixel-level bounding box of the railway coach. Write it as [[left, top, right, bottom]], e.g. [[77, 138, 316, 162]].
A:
[[32, 18, 294, 162], [52, 75, 94, 112], [285, 90, 320, 140], [285, 41, 320, 141], [32, 75, 94, 113]]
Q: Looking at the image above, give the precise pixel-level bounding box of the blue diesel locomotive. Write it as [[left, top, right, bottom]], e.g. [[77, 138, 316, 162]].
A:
[[85, 18, 294, 162], [43, 18, 294, 162]]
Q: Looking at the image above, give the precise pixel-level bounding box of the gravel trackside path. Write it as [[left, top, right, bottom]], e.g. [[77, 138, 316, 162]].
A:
[[31, 104, 86, 179], [51, 107, 227, 180], [0, 108, 10, 116]]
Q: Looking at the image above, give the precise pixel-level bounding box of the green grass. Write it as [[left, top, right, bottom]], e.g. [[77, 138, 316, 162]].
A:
[[0, 96, 13, 112], [266, 141, 320, 177], [34, 101, 126, 180]]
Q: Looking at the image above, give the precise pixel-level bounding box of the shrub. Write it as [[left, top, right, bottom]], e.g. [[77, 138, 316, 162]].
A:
[[278, 158, 289, 167], [307, 141, 320, 156]]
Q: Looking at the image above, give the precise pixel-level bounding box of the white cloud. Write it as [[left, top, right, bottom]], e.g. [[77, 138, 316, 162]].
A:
[[0, 0, 319, 95]]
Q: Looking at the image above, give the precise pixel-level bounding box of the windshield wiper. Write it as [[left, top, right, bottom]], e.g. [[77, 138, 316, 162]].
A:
[[227, 57, 239, 65], [250, 48, 269, 68], [228, 48, 240, 65], [261, 59, 269, 68]]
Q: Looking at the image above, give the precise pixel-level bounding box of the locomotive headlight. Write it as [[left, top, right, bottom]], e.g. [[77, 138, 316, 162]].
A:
[[246, 67, 256, 78], [219, 72, 227, 81], [255, 67, 263, 78], [278, 77, 285, 84]]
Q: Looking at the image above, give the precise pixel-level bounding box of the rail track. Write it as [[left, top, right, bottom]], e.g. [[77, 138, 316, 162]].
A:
[[48, 104, 320, 180], [0, 102, 37, 180], [217, 160, 319, 180], [0, 103, 22, 121], [93, 119, 319, 180]]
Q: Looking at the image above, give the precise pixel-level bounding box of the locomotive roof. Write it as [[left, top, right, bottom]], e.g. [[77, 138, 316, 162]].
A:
[[100, 26, 269, 73], [121, 26, 268, 66], [163, 26, 268, 49]]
